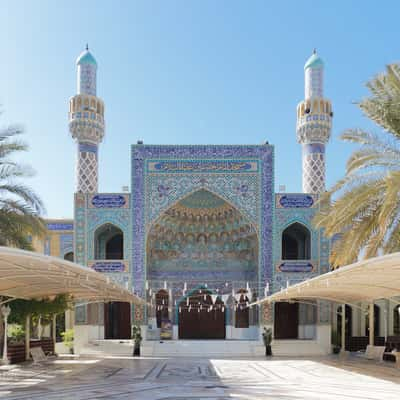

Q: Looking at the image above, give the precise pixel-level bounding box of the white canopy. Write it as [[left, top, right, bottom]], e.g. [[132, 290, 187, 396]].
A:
[[255, 252, 400, 306], [0, 247, 143, 304]]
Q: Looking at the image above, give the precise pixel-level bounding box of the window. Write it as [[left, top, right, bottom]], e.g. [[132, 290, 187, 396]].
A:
[[282, 223, 311, 260], [94, 224, 124, 260]]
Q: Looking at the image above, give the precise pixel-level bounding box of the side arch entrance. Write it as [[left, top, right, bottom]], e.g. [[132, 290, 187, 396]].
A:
[[94, 223, 130, 339]]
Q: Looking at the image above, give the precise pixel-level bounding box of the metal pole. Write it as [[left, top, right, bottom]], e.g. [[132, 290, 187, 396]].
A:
[[369, 303, 374, 346], [52, 315, 57, 354], [341, 304, 346, 352], [38, 316, 41, 340], [2, 317, 8, 364], [25, 314, 30, 361], [384, 307, 388, 342], [1, 305, 11, 364]]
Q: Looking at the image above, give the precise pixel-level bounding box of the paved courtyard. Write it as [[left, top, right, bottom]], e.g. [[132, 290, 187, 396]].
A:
[[0, 355, 399, 399]]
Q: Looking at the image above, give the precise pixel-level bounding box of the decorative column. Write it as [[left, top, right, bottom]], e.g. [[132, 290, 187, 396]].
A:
[[1, 305, 10, 364], [341, 304, 346, 353], [296, 50, 332, 194], [369, 303, 375, 346], [52, 314, 57, 353], [69, 45, 105, 193], [25, 314, 30, 361]]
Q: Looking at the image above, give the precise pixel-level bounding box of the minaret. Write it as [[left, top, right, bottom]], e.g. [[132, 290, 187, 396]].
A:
[[68, 45, 105, 193], [296, 50, 332, 193]]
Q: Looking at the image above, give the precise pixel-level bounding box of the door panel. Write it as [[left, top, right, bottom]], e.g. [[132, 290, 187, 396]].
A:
[[274, 302, 298, 339], [179, 291, 225, 339]]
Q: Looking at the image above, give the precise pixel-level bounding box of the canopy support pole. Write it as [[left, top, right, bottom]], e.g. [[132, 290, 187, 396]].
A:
[[52, 315, 57, 354], [341, 303, 346, 352], [25, 314, 30, 361], [369, 303, 374, 346]]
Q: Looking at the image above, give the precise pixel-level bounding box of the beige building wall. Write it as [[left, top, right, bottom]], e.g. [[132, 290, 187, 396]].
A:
[[32, 219, 75, 331]]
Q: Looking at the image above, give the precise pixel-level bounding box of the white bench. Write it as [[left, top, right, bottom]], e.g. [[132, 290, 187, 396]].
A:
[[30, 347, 51, 363], [364, 345, 385, 361]]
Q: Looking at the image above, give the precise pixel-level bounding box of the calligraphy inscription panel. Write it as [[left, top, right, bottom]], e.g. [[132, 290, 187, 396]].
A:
[[147, 160, 259, 173]]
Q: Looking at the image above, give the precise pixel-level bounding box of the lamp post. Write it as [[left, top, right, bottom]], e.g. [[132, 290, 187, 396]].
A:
[[1, 305, 11, 364]]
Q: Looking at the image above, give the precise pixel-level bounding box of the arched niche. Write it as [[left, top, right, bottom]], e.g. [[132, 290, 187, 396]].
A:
[[282, 222, 311, 260], [64, 251, 74, 262], [235, 289, 249, 328], [147, 189, 258, 281], [155, 289, 169, 328], [94, 223, 124, 260]]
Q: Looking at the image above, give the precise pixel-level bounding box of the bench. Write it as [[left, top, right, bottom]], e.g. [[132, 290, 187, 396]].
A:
[[364, 345, 386, 361], [30, 346, 54, 363]]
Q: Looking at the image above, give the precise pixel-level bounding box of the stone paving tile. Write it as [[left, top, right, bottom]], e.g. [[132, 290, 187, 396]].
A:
[[0, 356, 399, 399]]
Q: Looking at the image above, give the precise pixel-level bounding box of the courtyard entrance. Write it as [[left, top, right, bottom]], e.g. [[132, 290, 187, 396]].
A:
[[274, 302, 299, 339], [104, 302, 131, 339], [146, 189, 259, 340], [178, 289, 225, 339]]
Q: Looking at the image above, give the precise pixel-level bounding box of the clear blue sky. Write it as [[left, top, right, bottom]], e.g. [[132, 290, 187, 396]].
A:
[[1, 1, 399, 218]]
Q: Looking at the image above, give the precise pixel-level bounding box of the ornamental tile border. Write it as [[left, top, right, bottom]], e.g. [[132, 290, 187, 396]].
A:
[[131, 145, 274, 298]]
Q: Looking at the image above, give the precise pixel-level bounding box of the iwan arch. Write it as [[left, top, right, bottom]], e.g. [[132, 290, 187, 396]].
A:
[[132, 146, 272, 341], [41, 46, 345, 356]]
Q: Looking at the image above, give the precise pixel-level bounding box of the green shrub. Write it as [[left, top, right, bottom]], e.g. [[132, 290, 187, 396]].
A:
[[132, 325, 142, 347], [61, 328, 74, 352], [8, 324, 25, 343]]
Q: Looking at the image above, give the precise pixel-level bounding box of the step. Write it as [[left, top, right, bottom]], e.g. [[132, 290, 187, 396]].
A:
[[271, 340, 329, 356], [79, 339, 134, 356], [141, 340, 265, 357]]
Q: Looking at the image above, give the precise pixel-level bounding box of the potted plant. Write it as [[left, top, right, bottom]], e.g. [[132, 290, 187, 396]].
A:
[[262, 326, 272, 356], [331, 329, 341, 354], [61, 329, 74, 354], [132, 325, 142, 356]]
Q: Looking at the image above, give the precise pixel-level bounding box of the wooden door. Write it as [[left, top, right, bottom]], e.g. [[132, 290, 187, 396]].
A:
[[179, 291, 225, 339], [274, 302, 298, 339], [104, 302, 131, 339]]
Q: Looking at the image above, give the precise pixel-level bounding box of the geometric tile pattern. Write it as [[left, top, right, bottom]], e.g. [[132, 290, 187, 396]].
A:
[[302, 151, 326, 193], [131, 145, 274, 299], [77, 150, 98, 193]]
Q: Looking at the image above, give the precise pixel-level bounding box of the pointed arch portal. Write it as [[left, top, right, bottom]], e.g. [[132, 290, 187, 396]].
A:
[[146, 189, 258, 339]]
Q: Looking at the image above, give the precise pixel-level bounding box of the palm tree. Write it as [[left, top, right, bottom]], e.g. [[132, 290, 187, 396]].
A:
[[314, 63, 400, 268], [0, 122, 45, 249]]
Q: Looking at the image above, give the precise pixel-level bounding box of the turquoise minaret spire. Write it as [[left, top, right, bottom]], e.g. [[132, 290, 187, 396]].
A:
[[296, 50, 332, 193], [68, 46, 105, 193]]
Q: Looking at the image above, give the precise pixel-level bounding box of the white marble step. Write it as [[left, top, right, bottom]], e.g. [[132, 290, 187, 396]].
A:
[[80, 339, 134, 356], [272, 339, 329, 356], [141, 340, 265, 357]]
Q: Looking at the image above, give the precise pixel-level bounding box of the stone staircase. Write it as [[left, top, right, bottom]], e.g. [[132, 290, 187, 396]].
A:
[[271, 339, 330, 356], [78, 339, 134, 356], [141, 340, 265, 357]]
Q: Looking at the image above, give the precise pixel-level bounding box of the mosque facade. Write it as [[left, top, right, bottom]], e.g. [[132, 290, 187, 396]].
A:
[[38, 48, 334, 353]]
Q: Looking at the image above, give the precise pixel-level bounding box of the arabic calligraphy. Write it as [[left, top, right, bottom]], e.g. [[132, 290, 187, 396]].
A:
[[90, 194, 127, 208], [147, 160, 258, 173], [278, 262, 314, 273], [278, 194, 315, 208], [89, 261, 127, 273]]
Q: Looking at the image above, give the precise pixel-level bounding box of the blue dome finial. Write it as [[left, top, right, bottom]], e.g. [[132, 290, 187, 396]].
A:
[[304, 50, 324, 70], [76, 46, 97, 67]]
